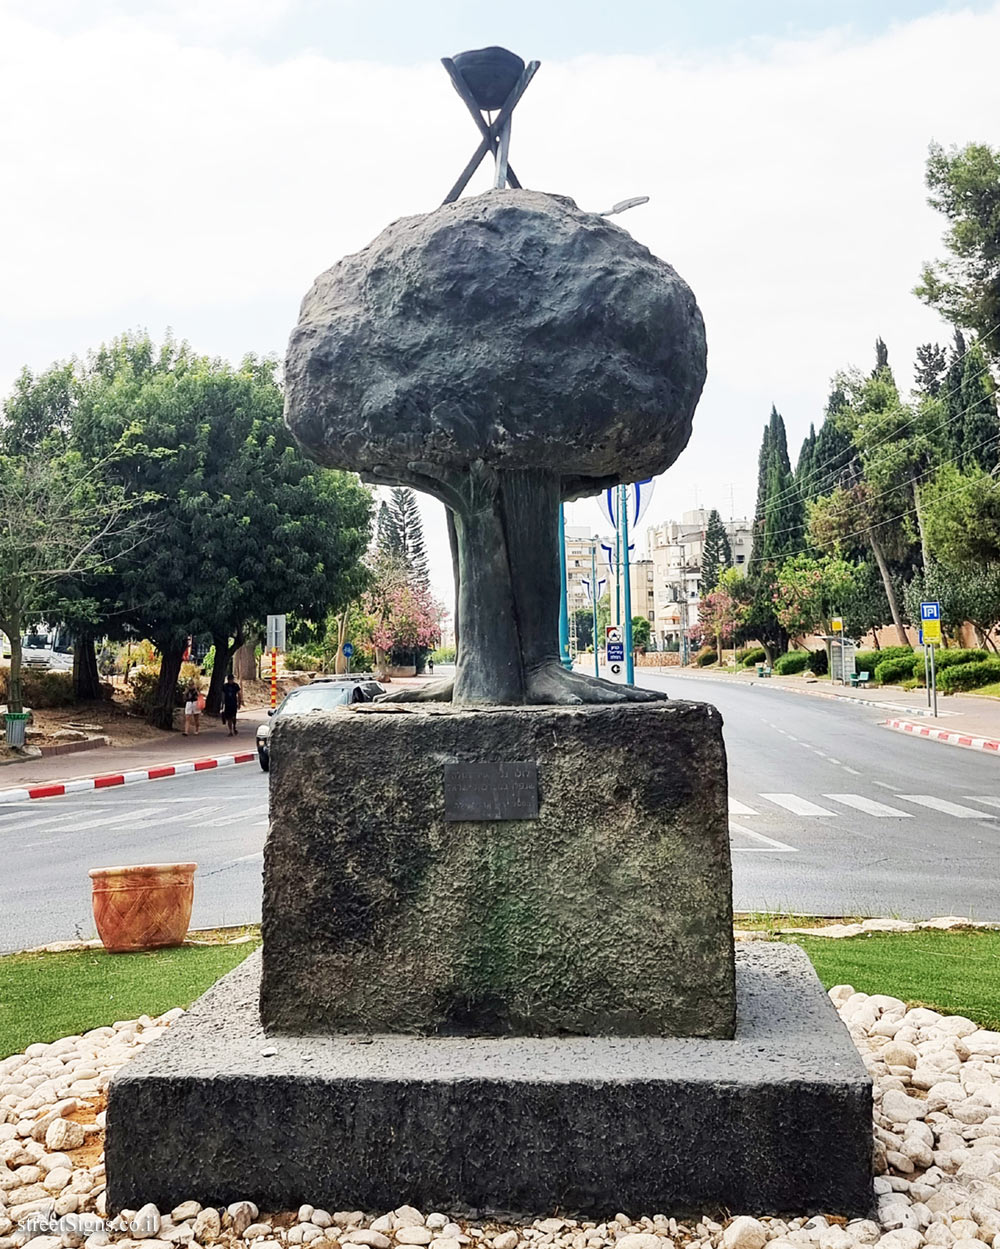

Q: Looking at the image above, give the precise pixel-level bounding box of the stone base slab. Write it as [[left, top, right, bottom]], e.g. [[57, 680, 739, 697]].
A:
[[106, 944, 872, 1216]]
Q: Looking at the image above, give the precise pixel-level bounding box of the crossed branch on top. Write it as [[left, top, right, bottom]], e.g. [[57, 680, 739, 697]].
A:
[[441, 46, 540, 204]]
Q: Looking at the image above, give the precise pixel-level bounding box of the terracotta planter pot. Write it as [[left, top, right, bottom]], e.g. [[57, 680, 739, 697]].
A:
[[89, 862, 197, 953]]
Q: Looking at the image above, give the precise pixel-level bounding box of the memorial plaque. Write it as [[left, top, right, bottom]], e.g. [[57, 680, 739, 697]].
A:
[[444, 761, 539, 821]]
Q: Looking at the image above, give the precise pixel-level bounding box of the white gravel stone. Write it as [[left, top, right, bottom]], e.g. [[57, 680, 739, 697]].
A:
[[42, 1122, 84, 1153], [882, 1090, 929, 1124], [395, 1210, 425, 1229], [493, 1235, 519, 1249], [346, 1234, 392, 1249], [614, 1238, 662, 1249], [192, 1208, 220, 1244], [396, 1231, 433, 1245], [722, 1220, 768, 1249]]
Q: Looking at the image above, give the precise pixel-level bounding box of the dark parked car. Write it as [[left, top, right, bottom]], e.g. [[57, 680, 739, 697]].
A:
[[256, 676, 385, 771]]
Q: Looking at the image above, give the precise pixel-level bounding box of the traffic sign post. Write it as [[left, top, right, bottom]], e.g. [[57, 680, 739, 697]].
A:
[[921, 602, 941, 717], [831, 617, 844, 684], [342, 640, 354, 673], [266, 615, 286, 710], [605, 624, 626, 683]]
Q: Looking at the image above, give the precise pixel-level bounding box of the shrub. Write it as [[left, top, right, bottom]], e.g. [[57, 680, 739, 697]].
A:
[[0, 668, 76, 709], [695, 647, 717, 667], [806, 648, 828, 676], [284, 649, 322, 672], [128, 665, 185, 715], [431, 646, 456, 664], [875, 656, 917, 686], [938, 659, 1000, 693], [738, 646, 766, 668], [854, 646, 913, 673], [933, 647, 989, 670], [774, 650, 810, 675], [179, 662, 203, 687]]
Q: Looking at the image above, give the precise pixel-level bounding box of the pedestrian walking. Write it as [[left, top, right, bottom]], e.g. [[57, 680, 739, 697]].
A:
[[183, 681, 201, 736], [221, 673, 243, 736]]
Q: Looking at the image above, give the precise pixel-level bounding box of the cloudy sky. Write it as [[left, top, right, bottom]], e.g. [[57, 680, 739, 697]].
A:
[[2, 0, 998, 609]]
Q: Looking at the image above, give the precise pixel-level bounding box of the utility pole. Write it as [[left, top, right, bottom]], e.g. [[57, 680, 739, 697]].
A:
[[620, 483, 635, 685]]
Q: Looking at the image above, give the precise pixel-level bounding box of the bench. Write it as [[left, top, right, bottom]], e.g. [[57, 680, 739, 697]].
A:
[[755, 664, 772, 678], [850, 670, 870, 688]]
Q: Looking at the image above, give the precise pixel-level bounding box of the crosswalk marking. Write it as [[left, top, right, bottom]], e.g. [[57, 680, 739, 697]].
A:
[[967, 797, 1000, 811], [190, 804, 267, 830], [729, 822, 797, 853], [145, 804, 225, 827], [728, 798, 758, 816], [823, 794, 912, 818], [760, 793, 837, 817], [897, 795, 996, 819]]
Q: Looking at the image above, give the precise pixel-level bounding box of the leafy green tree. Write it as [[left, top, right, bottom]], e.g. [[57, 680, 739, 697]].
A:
[[915, 142, 1000, 364], [840, 559, 892, 644], [572, 607, 594, 650], [772, 554, 857, 640], [923, 464, 1000, 568], [905, 563, 1000, 651], [631, 616, 651, 649], [70, 337, 371, 727], [0, 450, 146, 714], [700, 508, 731, 592], [808, 483, 910, 646]]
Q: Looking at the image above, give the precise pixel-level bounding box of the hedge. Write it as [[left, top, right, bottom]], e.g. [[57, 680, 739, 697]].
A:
[[774, 650, 810, 675], [937, 659, 1000, 693], [738, 646, 767, 668], [855, 646, 913, 673], [875, 656, 917, 686], [695, 647, 717, 667]]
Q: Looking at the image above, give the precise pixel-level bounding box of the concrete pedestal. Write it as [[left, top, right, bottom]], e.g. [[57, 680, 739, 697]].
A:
[[261, 702, 736, 1038], [106, 944, 872, 1215]]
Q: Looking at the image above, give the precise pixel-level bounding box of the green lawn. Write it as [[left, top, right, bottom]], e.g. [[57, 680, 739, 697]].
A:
[[0, 940, 259, 1058], [2, 930, 998, 1059], [785, 930, 1000, 1030]]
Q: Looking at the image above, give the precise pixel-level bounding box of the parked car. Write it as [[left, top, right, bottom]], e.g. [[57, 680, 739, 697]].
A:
[[256, 676, 385, 771]]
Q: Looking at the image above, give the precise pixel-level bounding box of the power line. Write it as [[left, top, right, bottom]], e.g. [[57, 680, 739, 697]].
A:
[[756, 323, 1000, 515], [755, 390, 1000, 546]]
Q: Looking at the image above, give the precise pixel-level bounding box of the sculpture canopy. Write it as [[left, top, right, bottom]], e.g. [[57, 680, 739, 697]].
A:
[[285, 190, 706, 704]]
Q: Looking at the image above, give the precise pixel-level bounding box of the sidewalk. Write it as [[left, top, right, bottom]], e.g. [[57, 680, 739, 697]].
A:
[[0, 672, 441, 792], [655, 666, 1000, 753]]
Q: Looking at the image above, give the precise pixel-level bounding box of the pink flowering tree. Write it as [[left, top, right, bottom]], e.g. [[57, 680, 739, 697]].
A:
[[362, 554, 444, 678], [697, 569, 751, 662]]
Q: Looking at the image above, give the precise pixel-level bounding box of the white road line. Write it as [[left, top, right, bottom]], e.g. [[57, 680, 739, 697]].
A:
[[1, 805, 117, 833], [824, 794, 912, 818], [189, 804, 268, 830], [827, 758, 842, 765], [22, 806, 160, 846], [138, 804, 226, 828], [966, 797, 1000, 812], [728, 799, 759, 816], [897, 795, 997, 819], [843, 766, 862, 776], [760, 793, 838, 817], [729, 821, 798, 853]]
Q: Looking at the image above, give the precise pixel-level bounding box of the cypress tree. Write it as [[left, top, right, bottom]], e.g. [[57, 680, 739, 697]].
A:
[[701, 508, 732, 593], [959, 342, 1000, 470], [376, 500, 401, 558]]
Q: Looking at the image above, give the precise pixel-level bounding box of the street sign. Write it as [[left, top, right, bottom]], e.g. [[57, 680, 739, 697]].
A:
[[266, 614, 286, 651], [922, 618, 942, 645], [831, 617, 843, 633], [342, 641, 354, 659], [605, 624, 625, 680], [920, 601, 941, 621]]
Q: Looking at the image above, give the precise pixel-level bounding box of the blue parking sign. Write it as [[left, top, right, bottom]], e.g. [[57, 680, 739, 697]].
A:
[[920, 601, 941, 621]]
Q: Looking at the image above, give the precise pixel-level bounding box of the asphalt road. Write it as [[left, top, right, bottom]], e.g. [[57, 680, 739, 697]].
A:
[[638, 670, 1000, 921], [2, 675, 998, 951]]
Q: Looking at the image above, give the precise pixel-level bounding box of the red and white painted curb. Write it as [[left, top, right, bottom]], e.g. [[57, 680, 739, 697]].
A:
[[883, 718, 1000, 755], [0, 750, 257, 805]]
